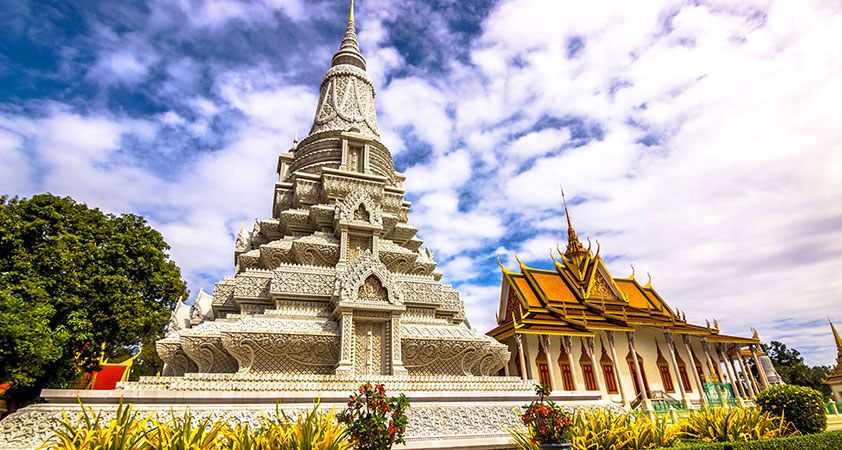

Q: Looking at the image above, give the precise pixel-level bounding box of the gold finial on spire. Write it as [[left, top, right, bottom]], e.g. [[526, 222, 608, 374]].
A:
[[349, 0, 354, 22], [645, 272, 652, 288], [629, 264, 635, 279], [561, 186, 572, 229]]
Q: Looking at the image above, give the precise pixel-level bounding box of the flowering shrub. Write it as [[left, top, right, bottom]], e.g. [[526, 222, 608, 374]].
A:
[[755, 384, 826, 434], [519, 383, 572, 445], [336, 383, 409, 450]]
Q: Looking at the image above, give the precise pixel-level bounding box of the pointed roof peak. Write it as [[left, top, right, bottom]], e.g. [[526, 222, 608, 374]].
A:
[[560, 186, 589, 267], [332, 1, 366, 70], [830, 318, 842, 358]]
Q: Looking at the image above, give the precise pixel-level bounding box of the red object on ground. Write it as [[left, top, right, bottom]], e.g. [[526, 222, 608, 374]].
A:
[[91, 365, 130, 390]]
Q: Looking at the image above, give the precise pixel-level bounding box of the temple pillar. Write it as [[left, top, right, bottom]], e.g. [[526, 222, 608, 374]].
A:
[[515, 334, 528, 381], [701, 338, 717, 383], [726, 346, 748, 398], [587, 336, 608, 400], [734, 349, 754, 398], [336, 311, 354, 375], [540, 335, 557, 391], [561, 336, 580, 390], [718, 344, 744, 406], [628, 331, 652, 410], [750, 345, 770, 389], [390, 313, 406, 374], [682, 335, 707, 408], [664, 331, 689, 408], [607, 331, 629, 407], [739, 351, 760, 396]]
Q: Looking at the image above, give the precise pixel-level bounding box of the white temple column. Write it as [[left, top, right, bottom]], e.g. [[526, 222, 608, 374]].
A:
[[336, 311, 354, 375], [607, 331, 629, 407], [701, 339, 720, 383], [541, 335, 557, 391], [751, 345, 770, 389], [561, 336, 580, 390], [587, 336, 608, 400], [718, 344, 744, 405], [726, 347, 747, 399], [390, 313, 406, 374], [515, 334, 528, 381], [682, 335, 707, 408], [738, 351, 759, 397], [664, 331, 689, 408], [628, 331, 651, 410]]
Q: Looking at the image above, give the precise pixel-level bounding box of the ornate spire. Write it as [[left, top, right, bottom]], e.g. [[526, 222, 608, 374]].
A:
[[560, 187, 590, 275], [308, 1, 379, 139], [332, 1, 366, 70], [830, 318, 842, 359]]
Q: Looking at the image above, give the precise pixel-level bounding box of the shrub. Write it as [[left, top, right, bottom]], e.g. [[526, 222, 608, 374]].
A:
[[261, 402, 351, 450], [519, 384, 572, 445], [336, 383, 409, 450], [754, 384, 827, 434], [508, 407, 681, 450], [668, 430, 842, 449], [42, 400, 351, 450], [45, 400, 151, 450], [680, 407, 797, 443]]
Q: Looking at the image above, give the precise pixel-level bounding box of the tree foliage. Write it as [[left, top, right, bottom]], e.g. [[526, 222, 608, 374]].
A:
[[0, 194, 187, 405], [760, 341, 833, 399]]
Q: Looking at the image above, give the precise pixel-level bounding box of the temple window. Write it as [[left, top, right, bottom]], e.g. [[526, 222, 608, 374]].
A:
[[354, 204, 370, 222], [678, 364, 692, 392], [672, 345, 693, 392], [658, 362, 675, 393], [347, 146, 364, 172], [535, 343, 551, 387], [579, 350, 598, 391], [601, 362, 619, 394], [557, 346, 574, 390], [582, 363, 598, 391], [599, 346, 618, 394]]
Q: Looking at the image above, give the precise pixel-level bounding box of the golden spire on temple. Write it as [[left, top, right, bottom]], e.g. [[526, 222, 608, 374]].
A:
[[349, 0, 354, 22], [560, 187, 590, 275], [830, 318, 842, 359]]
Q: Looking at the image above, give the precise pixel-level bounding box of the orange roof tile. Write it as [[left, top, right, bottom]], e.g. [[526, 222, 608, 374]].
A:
[[512, 276, 543, 309], [528, 271, 580, 304]]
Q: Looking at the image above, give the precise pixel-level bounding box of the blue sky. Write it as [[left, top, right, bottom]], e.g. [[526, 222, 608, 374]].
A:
[[2, 0, 841, 366]]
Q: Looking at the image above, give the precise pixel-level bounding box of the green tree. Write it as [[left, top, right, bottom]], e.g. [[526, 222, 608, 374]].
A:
[[0, 194, 187, 407], [760, 340, 833, 399]]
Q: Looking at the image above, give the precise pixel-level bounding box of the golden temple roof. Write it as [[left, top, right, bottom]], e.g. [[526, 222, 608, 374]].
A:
[[488, 200, 758, 345]]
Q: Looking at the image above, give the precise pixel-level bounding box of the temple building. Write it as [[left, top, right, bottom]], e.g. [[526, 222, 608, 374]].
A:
[[825, 320, 842, 402], [150, 4, 518, 389], [487, 193, 780, 409]]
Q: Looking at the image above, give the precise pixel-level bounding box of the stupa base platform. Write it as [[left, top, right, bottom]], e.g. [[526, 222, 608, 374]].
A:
[[0, 379, 622, 450]]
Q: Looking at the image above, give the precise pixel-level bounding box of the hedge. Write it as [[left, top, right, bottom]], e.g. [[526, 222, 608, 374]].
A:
[[668, 430, 842, 449]]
